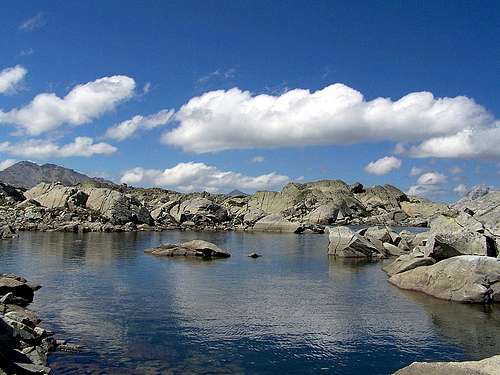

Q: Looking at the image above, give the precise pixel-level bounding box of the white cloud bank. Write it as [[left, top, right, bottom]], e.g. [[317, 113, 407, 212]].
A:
[[0, 137, 117, 159], [407, 172, 448, 196], [120, 162, 290, 192], [0, 159, 17, 171], [105, 109, 174, 141], [0, 65, 27, 94], [0, 75, 135, 135], [409, 166, 424, 176], [162, 83, 498, 160], [408, 127, 500, 159], [364, 156, 401, 175]]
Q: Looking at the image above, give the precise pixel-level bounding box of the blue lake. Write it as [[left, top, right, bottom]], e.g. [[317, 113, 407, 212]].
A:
[[0, 230, 499, 374]]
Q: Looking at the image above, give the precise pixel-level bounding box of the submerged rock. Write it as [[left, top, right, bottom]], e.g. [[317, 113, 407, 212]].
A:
[[248, 252, 261, 258], [388, 255, 500, 303], [145, 240, 230, 258], [393, 354, 500, 375]]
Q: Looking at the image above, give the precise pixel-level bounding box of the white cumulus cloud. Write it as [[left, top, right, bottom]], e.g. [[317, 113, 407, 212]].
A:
[[453, 184, 468, 196], [104, 109, 174, 141], [449, 166, 463, 175], [409, 166, 424, 176], [250, 156, 265, 163], [0, 75, 135, 135], [162, 83, 496, 156], [0, 159, 17, 171], [416, 172, 448, 185], [409, 127, 500, 160], [0, 65, 27, 94], [120, 162, 290, 192], [0, 137, 117, 159], [364, 156, 401, 175], [407, 171, 448, 197]]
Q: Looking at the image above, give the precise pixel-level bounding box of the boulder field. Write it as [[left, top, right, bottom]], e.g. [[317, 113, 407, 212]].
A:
[[0, 179, 443, 234], [328, 192, 500, 304]]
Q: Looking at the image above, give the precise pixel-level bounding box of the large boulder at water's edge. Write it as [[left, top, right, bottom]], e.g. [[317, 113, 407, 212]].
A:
[[169, 197, 228, 224], [423, 211, 499, 259], [393, 354, 500, 375], [252, 213, 303, 233], [328, 226, 381, 258], [84, 187, 152, 225], [145, 240, 230, 258], [0, 274, 40, 306], [388, 255, 500, 303], [382, 254, 435, 276]]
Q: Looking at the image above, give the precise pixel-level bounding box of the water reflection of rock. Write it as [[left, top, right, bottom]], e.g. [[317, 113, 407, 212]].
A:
[[402, 291, 500, 359]]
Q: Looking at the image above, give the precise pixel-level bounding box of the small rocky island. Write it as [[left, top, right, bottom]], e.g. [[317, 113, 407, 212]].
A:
[[145, 240, 231, 258]]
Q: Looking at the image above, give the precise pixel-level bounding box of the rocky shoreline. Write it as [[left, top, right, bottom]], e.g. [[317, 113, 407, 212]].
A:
[[0, 178, 452, 238], [327, 189, 500, 304], [0, 274, 79, 374]]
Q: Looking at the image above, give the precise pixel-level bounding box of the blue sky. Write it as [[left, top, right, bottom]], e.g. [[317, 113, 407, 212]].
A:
[[0, 0, 499, 200]]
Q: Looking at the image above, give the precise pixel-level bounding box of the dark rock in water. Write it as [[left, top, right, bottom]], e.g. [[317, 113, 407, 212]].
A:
[[57, 343, 83, 353], [248, 252, 261, 258], [0, 225, 17, 239], [388, 255, 500, 303], [0, 275, 36, 306], [393, 354, 500, 374], [0, 274, 61, 374], [145, 240, 230, 258]]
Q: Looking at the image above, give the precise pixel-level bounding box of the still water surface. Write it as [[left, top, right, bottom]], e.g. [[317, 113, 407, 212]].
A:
[[0, 231, 499, 374]]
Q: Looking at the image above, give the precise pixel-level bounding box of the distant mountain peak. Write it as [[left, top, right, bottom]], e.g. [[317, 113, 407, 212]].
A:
[[0, 161, 111, 189], [226, 189, 248, 197]]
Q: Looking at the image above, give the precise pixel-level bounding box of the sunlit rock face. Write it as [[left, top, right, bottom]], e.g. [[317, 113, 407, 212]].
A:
[[389, 256, 500, 303]]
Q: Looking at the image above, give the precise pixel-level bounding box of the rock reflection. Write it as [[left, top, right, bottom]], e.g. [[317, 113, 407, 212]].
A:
[[401, 291, 500, 359]]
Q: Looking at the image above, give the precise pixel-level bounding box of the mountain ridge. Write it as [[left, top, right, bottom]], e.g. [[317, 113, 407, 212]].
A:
[[0, 161, 112, 189]]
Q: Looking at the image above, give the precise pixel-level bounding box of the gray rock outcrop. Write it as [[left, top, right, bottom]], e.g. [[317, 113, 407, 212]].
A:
[[328, 226, 381, 258], [388, 255, 500, 303], [393, 354, 500, 375], [145, 240, 230, 258], [252, 213, 303, 233]]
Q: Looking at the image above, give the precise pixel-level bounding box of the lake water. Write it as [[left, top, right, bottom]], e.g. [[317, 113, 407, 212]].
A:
[[0, 231, 499, 374]]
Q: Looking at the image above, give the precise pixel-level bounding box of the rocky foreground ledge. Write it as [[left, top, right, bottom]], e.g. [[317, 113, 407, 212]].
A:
[[0, 274, 76, 374], [393, 354, 500, 375]]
